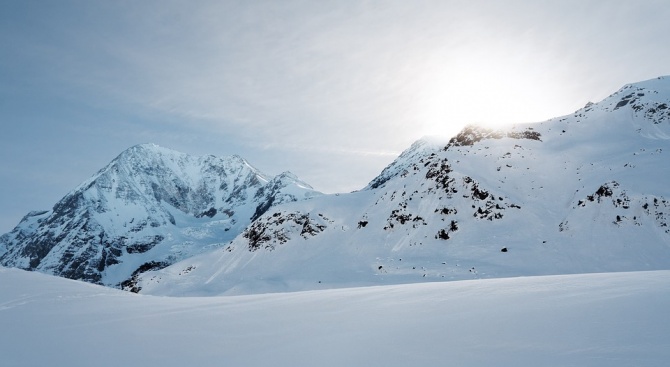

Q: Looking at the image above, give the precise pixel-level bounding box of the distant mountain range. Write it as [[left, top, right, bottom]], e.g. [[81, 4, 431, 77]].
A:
[[3, 76, 670, 295]]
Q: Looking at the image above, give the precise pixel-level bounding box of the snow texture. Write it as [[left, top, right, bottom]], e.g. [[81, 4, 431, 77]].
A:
[[1, 267, 668, 367]]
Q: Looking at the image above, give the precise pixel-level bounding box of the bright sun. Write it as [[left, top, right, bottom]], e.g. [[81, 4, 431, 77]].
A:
[[410, 55, 572, 138]]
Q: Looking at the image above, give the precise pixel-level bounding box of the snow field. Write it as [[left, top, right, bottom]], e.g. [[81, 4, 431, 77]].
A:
[[1, 267, 669, 367]]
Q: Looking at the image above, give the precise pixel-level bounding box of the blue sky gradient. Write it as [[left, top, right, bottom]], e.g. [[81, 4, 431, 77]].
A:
[[2, 0, 669, 232]]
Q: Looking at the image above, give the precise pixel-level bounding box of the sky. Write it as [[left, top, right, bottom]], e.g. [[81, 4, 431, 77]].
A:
[[1, 0, 669, 233]]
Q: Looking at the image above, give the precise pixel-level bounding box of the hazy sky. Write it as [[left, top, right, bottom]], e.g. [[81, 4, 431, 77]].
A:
[[1, 0, 669, 232]]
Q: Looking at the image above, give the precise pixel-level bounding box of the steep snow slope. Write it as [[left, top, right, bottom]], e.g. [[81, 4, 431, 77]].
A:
[[139, 76, 670, 296], [1, 267, 668, 367], [0, 144, 320, 287]]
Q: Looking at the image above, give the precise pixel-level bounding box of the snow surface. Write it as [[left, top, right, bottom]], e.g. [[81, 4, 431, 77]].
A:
[[1, 266, 668, 366]]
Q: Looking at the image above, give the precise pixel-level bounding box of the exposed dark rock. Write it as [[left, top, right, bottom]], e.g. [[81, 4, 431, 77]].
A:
[[125, 235, 165, 254], [120, 261, 170, 293], [196, 207, 218, 218], [0, 144, 320, 288], [446, 126, 542, 149], [244, 211, 329, 251]]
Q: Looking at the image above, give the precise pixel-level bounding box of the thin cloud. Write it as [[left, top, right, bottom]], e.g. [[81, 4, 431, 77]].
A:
[[1, 0, 670, 232]]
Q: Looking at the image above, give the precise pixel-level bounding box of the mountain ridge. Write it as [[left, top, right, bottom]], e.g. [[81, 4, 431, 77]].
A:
[[134, 76, 670, 296], [3, 76, 670, 295], [0, 143, 321, 286]]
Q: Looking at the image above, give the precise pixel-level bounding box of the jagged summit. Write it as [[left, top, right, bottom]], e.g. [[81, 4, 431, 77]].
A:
[[0, 145, 321, 286]]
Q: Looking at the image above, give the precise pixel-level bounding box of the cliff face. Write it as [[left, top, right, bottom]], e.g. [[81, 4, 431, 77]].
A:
[[0, 144, 321, 286]]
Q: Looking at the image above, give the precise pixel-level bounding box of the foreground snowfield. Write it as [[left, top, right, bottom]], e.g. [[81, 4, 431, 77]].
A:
[[1, 267, 668, 367]]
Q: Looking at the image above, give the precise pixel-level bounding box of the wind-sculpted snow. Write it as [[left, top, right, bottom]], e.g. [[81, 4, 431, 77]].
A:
[[1, 267, 669, 367], [138, 76, 670, 296], [0, 144, 321, 287]]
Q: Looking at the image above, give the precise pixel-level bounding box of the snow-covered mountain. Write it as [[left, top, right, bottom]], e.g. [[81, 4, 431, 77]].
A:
[[0, 144, 321, 287], [136, 76, 670, 296]]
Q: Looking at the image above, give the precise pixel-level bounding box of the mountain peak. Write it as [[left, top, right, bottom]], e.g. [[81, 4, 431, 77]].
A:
[[4, 76, 670, 297], [0, 145, 321, 287], [121, 142, 177, 157], [273, 171, 314, 189], [364, 138, 446, 190], [623, 75, 669, 90], [597, 76, 670, 117]]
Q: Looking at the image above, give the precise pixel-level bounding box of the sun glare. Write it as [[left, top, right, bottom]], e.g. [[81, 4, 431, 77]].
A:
[[411, 55, 570, 138]]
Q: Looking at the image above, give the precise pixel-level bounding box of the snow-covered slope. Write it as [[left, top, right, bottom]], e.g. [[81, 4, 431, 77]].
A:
[[1, 266, 668, 367], [0, 144, 321, 287], [138, 76, 670, 296]]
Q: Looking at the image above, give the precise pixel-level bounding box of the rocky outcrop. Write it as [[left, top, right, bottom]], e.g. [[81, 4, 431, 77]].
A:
[[0, 144, 321, 286]]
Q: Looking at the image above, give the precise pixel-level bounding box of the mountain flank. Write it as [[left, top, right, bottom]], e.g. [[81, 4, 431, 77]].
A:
[[3, 76, 670, 295]]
